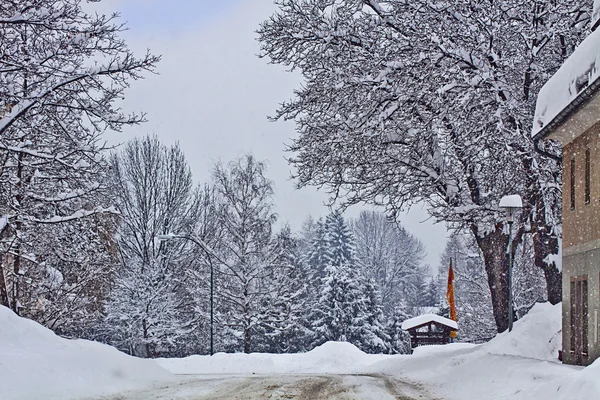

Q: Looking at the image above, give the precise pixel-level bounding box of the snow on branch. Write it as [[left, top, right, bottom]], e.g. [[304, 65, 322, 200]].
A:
[[25, 207, 118, 224]]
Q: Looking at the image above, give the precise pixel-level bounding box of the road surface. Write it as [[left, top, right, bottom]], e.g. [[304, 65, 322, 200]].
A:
[[99, 373, 438, 400]]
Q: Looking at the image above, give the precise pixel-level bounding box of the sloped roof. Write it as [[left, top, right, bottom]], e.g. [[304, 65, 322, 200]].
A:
[[532, 25, 600, 141], [401, 314, 458, 331]]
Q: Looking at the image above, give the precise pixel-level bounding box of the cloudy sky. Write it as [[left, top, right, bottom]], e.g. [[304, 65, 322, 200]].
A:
[[93, 0, 449, 269]]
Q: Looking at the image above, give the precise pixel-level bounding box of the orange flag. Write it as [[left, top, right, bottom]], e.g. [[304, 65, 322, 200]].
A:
[[446, 259, 457, 339]]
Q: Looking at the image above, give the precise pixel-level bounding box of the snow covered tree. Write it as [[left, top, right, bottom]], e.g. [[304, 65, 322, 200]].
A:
[[210, 154, 281, 353], [438, 234, 496, 342], [309, 211, 390, 353], [325, 211, 355, 266], [254, 226, 312, 353], [0, 0, 159, 314], [512, 235, 547, 320], [304, 217, 330, 283], [351, 210, 426, 314], [104, 137, 200, 357], [258, 0, 591, 332], [310, 262, 390, 353], [385, 302, 412, 354], [21, 212, 118, 339]]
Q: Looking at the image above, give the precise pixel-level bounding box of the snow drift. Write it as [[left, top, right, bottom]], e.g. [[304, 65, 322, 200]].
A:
[[157, 341, 389, 375], [481, 301, 562, 361], [0, 306, 172, 400]]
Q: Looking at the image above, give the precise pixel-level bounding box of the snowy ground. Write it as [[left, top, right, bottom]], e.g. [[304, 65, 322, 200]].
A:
[[3, 302, 600, 399], [95, 374, 431, 400]]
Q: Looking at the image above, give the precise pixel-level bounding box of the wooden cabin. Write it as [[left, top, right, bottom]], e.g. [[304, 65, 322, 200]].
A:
[[401, 314, 458, 349]]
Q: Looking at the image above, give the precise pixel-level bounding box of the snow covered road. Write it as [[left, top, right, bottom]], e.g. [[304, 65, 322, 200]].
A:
[[97, 373, 436, 400]]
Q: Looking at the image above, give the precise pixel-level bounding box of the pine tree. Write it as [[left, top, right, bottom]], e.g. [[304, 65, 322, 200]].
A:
[[305, 218, 330, 283], [255, 226, 311, 353], [310, 211, 390, 353], [359, 278, 391, 354], [325, 211, 355, 267], [386, 303, 413, 354]]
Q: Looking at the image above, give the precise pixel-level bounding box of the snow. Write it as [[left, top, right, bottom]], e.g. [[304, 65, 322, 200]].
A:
[[499, 194, 523, 209], [532, 26, 600, 136], [5, 301, 600, 400], [481, 302, 561, 361], [366, 302, 600, 400], [0, 214, 8, 233], [593, 0, 600, 30], [0, 306, 173, 400], [400, 313, 458, 330], [157, 341, 388, 375], [544, 237, 563, 272]]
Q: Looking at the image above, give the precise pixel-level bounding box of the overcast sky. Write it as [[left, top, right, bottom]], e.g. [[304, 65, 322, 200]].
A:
[[93, 0, 449, 270]]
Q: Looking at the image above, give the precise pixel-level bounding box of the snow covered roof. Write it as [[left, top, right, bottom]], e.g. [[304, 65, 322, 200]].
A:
[[593, 0, 600, 31], [401, 314, 458, 331], [532, 26, 600, 141]]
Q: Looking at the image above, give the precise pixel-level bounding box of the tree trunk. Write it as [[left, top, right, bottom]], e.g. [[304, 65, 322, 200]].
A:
[[532, 229, 562, 304], [522, 146, 562, 305], [11, 253, 20, 315], [472, 223, 519, 333], [244, 325, 251, 354], [529, 187, 562, 305], [0, 254, 9, 308]]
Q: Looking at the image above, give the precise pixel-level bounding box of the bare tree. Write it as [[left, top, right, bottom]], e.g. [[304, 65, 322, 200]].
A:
[[351, 210, 426, 314], [104, 136, 200, 358], [211, 154, 281, 353]]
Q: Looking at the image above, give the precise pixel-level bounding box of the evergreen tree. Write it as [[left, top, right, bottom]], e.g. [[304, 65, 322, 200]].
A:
[[255, 226, 311, 353], [325, 211, 355, 267], [310, 211, 390, 353], [305, 218, 330, 283], [386, 303, 413, 354]]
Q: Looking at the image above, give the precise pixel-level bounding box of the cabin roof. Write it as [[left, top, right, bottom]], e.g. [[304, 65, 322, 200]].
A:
[[401, 314, 458, 331]]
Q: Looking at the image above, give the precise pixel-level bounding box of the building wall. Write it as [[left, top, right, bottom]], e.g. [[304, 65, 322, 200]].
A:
[[562, 123, 600, 365], [562, 123, 600, 248]]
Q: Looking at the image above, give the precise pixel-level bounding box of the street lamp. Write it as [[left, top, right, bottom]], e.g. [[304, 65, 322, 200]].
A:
[[157, 234, 215, 356], [499, 194, 522, 332]]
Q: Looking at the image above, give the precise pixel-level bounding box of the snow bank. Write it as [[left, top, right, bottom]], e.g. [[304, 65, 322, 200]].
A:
[[482, 302, 561, 361], [366, 302, 590, 400], [157, 341, 389, 375], [532, 26, 600, 137], [0, 306, 173, 400]]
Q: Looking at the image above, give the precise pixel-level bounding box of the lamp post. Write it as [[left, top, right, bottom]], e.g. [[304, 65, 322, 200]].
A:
[[499, 195, 522, 332], [157, 234, 215, 356]]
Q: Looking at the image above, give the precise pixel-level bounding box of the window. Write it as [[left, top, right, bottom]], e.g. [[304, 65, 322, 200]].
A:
[[585, 148, 590, 204], [571, 158, 576, 210]]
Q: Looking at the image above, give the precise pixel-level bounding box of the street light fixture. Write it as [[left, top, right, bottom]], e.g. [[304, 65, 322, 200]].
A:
[[157, 234, 215, 356], [499, 194, 522, 332]]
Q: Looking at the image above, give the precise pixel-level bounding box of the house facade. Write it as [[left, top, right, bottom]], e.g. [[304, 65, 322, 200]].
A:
[[532, 9, 600, 366]]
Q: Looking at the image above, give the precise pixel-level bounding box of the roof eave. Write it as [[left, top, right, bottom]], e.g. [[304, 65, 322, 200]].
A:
[[533, 76, 600, 143]]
